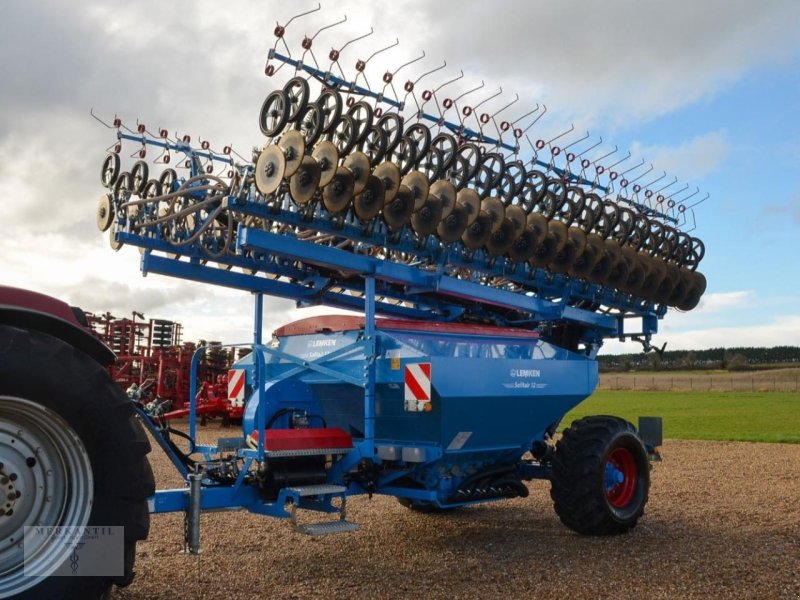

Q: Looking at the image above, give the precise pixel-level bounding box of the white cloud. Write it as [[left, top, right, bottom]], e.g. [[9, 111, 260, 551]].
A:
[[664, 315, 800, 351], [694, 290, 753, 313], [629, 131, 730, 182], [602, 313, 800, 355]]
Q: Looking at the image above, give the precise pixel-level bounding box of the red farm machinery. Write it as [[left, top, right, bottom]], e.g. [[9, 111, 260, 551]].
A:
[[82, 310, 244, 422]]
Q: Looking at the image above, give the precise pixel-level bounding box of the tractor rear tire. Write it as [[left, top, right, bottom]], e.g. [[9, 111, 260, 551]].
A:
[[0, 325, 155, 599], [550, 415, 650, 535]]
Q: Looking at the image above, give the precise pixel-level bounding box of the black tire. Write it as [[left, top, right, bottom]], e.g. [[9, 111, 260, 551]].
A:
[[0, 325, 154, 599], [258, 90, 290, 138], [550, 415, 650, 535]]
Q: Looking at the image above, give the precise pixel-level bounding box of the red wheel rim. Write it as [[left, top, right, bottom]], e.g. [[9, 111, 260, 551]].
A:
[[605, 447, 637, 508]]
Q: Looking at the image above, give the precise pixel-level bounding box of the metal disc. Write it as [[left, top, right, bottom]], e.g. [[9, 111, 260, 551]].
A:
[[353, 175, 386, 221], [529, 231, 563, 268], [569, 232, 604, 278], [677, 269, 706, 310], [568, 226, 587, 256], [461, 211, 493, 249], [621, 246, 645, 296], [636, 250, 654, 280], [526, 213, 549, 246], [373, 161, 401, 204], [640, 254, 665, 300], [109, 223, 123, 251], [289, 156, 322, 205], [436, 202, 469, 243], [505, 205, 527, 238], [653, 262, 679, 304], [401, 170, 429, 211], [592, 239, 622, 285], [507, 227, 539, 262], [456, 188, 481, 225], [481, 196, 505, 233], [312, 140, 339, 188], [343, 151, 371, 195], [254, 145, 286, 195], [383, 185, 415, 229], [548, 220, 569, 254], [429, 179, 456, 219], [322, 166, 355, 215], [411, 195, 444, 237], [278, 130, 306, 177], [96, 194, 114, 232], [552, 227, 587, 273], [485, 219, 518, 256]]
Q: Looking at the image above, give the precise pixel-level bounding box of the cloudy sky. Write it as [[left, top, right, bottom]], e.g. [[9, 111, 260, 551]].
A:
[[2, 1, 799, 353]]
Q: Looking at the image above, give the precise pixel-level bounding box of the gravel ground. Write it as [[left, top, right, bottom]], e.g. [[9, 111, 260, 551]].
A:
[[115, 422, 800, 600]]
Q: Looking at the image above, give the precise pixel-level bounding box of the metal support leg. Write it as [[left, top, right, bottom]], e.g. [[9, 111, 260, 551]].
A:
[[364, 276, 376, 457], [184, 472, 203, 554], [188, 347, 205, 447], [253, 291, 264, 346]]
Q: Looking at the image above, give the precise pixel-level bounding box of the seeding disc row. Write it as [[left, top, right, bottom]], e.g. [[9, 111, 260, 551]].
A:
[[96, 78, 707, 314]]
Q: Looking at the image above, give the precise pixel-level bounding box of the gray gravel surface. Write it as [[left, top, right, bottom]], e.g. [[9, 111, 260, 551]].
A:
[[115, 422, 800, 600]]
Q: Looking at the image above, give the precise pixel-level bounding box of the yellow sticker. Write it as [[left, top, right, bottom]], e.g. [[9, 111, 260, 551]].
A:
[[390, 357, 401, 370]]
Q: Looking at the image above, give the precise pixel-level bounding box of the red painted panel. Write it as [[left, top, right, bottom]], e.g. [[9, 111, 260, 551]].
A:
[[249, 427, 353, 451]]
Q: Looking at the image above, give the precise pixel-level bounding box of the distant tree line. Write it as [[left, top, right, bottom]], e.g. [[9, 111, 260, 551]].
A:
[[598, 346, 800, 373]]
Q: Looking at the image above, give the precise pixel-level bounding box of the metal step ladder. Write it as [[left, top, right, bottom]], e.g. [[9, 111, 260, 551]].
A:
[[286, 484, 358, 536]]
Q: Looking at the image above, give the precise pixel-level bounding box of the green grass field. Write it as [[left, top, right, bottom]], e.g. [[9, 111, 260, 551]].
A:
[[563, 390, 800, 444]]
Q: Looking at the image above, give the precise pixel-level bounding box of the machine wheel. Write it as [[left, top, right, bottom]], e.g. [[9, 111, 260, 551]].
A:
[[550, 415, 649, 535], [0, 325, 155, 599]]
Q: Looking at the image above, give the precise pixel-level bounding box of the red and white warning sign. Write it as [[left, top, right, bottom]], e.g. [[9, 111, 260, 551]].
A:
[[404, 362, 431, 412], [228, 369, 246, 407]]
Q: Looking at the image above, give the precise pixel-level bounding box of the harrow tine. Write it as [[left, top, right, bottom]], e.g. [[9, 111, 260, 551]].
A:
[[90, 108, 118, 130], [328, 27, 374, 83], [681, 191, 710, 211], [486, 92, 519, 147], [352, 37, 400, 100], [403, 59, 447, 113], [381, 50, 425, 110], [265, 5, 323, 76], [299, 14, 347, 72], [420, 70, 464, 121], [295, 15, 347, 74]]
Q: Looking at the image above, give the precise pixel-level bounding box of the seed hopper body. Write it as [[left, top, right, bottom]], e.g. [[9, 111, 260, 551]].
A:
[[230, 316, 596, 506]]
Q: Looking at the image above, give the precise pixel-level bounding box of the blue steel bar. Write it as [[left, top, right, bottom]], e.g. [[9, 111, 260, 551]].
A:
[[363, 276, 377, 452]]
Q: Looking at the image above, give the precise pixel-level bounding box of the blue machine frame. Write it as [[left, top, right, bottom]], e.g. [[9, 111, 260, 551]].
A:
[[102, 49, 671, 535]]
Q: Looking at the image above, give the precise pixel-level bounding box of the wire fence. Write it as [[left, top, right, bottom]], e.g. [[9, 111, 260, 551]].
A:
[[598, 374, 800, 393]]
